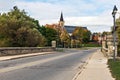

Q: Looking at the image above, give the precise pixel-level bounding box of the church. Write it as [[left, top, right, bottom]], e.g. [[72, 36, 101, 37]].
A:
[[45, 12, 88, 36], [45, 12, 89, 47], [58, 12, 88, 35]]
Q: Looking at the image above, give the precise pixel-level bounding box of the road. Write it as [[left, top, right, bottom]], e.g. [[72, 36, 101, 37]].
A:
[[0, 48, 98, 80]]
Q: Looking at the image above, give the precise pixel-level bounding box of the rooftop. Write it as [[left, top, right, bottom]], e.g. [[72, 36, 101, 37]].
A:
[[64, 25, 87, 34]]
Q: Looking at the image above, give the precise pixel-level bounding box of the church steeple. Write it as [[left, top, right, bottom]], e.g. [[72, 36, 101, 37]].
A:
[[60, 12, 64, 21], [59, 12, 65, 27]]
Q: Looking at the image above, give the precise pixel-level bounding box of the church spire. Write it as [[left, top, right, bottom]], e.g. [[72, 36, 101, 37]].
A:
[[60, 12, 64, 21], [59, 12, 65, 28]]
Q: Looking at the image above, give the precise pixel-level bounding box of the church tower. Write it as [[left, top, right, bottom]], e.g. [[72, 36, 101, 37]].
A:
[[59, 12, 65, 28]]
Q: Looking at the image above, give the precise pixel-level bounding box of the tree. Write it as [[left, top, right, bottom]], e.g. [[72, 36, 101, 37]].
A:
[[0, 6, 46, 47], [60, 30, 70, 47], [72, 27, 91, 44], [37, 26, 58, 46]]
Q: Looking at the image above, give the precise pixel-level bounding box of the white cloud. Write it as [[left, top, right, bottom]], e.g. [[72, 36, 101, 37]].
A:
[[0, 0, 120, 33], [70, 17, 110, 26], [0, 0, 15, 13], [15, 1, 78, 20], [65, 16, 112, 33]]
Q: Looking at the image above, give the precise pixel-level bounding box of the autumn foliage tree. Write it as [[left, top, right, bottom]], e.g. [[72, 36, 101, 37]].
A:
[[0, 6, 46, 47], [60, 30, 70, 47], [72, 27, 91, 44]]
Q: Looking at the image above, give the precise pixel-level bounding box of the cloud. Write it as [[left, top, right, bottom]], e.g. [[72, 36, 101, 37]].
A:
[[65, 16, 112, 26], [0, 0, 120, 33], [64, 16, 113, 33], [15, 1, 74, 19], [0, 0, 15, 13]]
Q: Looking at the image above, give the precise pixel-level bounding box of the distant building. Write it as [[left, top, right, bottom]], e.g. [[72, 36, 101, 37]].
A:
[[91, 33, 102, 44], [45, 12, 90, 47], [64, 25, 87, 34], [45, 12, 88, 35]]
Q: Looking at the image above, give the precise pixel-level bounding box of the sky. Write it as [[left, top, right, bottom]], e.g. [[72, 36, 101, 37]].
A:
[[0, 0, 120, 33]]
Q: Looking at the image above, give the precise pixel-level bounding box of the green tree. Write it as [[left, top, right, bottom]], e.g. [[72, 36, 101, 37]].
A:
[[0, 6, 45, 47], [37, 26, 58, 46], [72, 27, 91, 44]]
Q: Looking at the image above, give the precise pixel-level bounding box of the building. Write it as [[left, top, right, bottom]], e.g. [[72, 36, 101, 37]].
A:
[[45, 12, 90, 48], [64, 25, 87, 35], [59, 12, 88, 35], [45, 12, 88, 35]]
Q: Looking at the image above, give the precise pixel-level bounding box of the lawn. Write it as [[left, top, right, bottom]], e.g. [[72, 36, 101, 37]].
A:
[[108, 59, 120, 80]]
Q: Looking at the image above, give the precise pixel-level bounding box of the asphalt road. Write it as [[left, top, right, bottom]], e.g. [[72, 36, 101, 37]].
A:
[[0, 48, 98, 80]]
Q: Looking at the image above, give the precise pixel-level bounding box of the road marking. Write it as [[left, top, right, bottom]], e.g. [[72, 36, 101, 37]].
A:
[[0, 52, 80, 73]]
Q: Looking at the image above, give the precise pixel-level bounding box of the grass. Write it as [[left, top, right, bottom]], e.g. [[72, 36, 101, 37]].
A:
[[82, 43, 101, 47], [76, 47, 95, 50], [108, 59, 120, 80]]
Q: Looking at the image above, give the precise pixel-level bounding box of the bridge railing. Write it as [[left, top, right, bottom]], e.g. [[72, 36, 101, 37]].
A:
[[0, 47, 55, 56]]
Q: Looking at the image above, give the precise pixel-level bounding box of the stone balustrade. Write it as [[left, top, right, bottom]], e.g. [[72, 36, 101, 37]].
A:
[[0, 47, 55, 56], [102, 34, 118, 57]]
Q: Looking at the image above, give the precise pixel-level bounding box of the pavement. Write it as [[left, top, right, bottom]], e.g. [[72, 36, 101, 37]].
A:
[[0, 49, 115, 80], [75, 50, 115, 80], [0, 52, 54, 61]]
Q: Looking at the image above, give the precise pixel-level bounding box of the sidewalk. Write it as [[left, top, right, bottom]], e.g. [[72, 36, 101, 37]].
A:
[[76, 50, 115, 80], [0, 52, 53, 61]]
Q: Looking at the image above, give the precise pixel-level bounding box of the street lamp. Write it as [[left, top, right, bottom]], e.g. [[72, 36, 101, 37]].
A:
[[112, 5, 118, 61], [69, 33, 72, 48]]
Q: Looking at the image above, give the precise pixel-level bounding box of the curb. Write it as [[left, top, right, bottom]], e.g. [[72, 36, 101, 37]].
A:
[[72, 50, 96, 80], [0, 52, 54, 61]]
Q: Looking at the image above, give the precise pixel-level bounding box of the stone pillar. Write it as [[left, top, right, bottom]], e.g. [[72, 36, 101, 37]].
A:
[[52, 41, 56, 48], [107, 41, 114, 56], [102, 40, 106, 49], [101, 40, 108, 57], [106, 34, 118, 57]]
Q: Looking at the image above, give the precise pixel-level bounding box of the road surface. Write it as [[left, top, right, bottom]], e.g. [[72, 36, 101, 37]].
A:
[[0, 48, 98, 80]]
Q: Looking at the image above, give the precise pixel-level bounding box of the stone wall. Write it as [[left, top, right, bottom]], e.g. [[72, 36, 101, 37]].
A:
[[101, 34, 118, 57], [101, 40, 108, 57], [0, 47, 55, 56]]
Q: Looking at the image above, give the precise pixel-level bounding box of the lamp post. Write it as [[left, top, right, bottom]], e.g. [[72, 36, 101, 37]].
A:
[[69, 33, 72, 48], [112, 5, 118, 61]]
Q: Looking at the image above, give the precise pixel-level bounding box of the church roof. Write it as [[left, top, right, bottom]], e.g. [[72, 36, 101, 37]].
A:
[[64, 25, 87, 34]]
